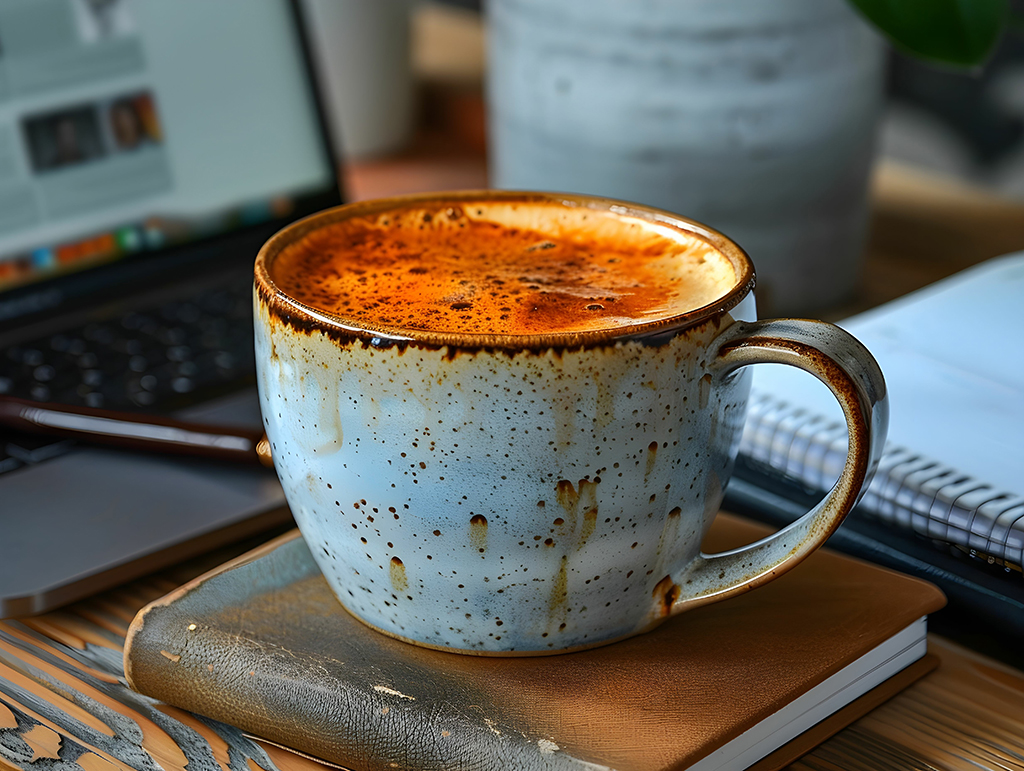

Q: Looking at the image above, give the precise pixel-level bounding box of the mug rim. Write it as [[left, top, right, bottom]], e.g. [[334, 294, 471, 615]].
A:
[[254, 190, 757, 350]]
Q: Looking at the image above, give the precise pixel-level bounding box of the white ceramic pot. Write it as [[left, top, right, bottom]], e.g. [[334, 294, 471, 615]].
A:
[[487, 0, 886, 314], [302, 0, 414, 159]]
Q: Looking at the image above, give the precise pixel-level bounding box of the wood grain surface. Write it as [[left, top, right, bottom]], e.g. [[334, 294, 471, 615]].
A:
[[1, 539, 1023, 771], [0, 544, 328, 771]]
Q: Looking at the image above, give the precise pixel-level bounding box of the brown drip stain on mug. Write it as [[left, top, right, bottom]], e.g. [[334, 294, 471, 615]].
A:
[[644, 441, 659, 482], [389, 557, 407, 593], [652, 575, 681, 617], [555, 479, 599, 548], [469, 514, 488, 554], [549, 555, 570, 623], [579, 488, 598, 548]]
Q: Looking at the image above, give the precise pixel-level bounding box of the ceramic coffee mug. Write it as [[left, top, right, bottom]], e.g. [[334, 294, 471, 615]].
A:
[[254, 192, 887, 655]]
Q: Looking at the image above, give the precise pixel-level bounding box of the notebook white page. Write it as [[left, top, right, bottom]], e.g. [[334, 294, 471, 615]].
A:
[[741, 252, 1024, 564]]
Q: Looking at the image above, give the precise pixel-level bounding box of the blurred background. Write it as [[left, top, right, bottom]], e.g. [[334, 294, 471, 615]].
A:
[[353, 0, 1024, 194]]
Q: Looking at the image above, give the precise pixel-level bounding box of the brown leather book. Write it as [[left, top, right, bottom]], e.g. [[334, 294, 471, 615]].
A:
[[124, 514, 946, 771]]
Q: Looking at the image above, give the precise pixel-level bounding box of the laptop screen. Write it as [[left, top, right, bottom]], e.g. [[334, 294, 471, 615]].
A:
[[0, 0, 336, 297]]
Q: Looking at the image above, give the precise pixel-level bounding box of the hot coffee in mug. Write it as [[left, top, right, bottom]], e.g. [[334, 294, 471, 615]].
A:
[[254, 192, 886, 655]]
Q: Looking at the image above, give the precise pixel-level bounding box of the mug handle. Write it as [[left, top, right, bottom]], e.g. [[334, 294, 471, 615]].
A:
[[651, 319, 888, 618]]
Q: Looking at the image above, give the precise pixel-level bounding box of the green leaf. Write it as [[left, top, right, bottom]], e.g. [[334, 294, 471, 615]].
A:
[[848, 0, 1008, 67]]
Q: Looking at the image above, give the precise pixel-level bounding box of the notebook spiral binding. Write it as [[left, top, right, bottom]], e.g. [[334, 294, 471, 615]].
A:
[[739, 391, 1024, 575]]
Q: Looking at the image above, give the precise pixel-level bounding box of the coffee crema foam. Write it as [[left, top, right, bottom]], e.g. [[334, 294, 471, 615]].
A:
[[270, 201, 738, 336]]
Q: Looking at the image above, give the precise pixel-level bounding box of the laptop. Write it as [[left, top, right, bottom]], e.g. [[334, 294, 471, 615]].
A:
[[0, 0, 344, 616]]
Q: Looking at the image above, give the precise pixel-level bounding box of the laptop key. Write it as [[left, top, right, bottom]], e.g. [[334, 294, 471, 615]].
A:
[[166, 345, 191, 362], [83, 324, 115, 346], [22, 349, 44, 367], [6, 347, 44, 367], [110, 337, 140, 355], [132, 391, 157, 407], [49, 334, 72, 352], [77, 352, 100, 369], [160, 327, 187, 346], [32, 364, 56, 382]]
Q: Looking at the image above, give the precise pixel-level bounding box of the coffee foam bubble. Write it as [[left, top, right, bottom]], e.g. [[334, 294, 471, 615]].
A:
[[269, 200, 738, 337]]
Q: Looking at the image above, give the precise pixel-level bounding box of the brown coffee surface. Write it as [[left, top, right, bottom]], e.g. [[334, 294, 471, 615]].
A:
[[270, 201, 737, 336]]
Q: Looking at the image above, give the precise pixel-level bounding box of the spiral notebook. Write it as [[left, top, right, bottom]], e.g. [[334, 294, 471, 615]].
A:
[[739, 252, 1024, 571]]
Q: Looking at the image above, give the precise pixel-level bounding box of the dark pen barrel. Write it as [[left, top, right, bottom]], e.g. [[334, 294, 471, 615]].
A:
[[0, 396, 268, 466]]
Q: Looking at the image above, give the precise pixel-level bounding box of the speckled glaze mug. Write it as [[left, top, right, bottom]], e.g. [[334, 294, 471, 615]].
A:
[[254, 192, 887, 655]]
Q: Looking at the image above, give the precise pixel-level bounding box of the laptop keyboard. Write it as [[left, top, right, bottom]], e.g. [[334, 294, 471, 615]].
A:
[[0, 278, 256, 475]]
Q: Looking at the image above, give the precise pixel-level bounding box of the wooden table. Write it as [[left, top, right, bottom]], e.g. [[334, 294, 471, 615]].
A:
[[3, 144, 1024, 771]]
